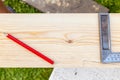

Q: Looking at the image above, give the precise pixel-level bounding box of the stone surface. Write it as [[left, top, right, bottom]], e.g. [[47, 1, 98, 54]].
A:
[[49, 68, 120, 80], [23, 0, 109, 13]]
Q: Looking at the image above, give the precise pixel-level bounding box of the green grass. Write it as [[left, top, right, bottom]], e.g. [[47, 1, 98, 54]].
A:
[[0, 68, 53, 80], [1, 0, 120, 80], [4, 0, 40, 13], [95, 0, 120, 13]]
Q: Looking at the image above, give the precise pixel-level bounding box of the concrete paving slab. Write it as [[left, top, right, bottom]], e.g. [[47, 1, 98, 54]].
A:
[[23, 0, 109, 13], [49, 68, 120, 80]]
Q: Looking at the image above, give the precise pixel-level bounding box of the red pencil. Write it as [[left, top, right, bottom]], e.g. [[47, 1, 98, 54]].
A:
[[5, 33, 54, 65]]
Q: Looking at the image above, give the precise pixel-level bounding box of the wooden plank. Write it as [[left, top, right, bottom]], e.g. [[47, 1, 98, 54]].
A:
[[0, 14, 120, 67]]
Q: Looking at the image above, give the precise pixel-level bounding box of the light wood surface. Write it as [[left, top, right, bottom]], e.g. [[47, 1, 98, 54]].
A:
[[0, 14, 120, 67]]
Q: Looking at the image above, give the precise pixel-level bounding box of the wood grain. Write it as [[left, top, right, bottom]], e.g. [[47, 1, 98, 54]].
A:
[[0, 14, 120, 67]]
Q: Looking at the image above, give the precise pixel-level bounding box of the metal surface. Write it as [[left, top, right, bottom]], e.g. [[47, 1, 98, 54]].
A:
[[99, 13, 120, 63]]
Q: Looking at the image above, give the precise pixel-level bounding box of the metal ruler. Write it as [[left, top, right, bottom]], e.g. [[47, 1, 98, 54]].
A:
[[99, 13, 120, 63]]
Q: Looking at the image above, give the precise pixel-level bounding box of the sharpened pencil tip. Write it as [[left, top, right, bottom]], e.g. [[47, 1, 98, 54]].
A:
[[3, 32, 8, 36]]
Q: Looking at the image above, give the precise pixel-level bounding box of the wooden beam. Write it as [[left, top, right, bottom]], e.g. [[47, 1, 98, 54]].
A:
[[0, 14, 120, 67]]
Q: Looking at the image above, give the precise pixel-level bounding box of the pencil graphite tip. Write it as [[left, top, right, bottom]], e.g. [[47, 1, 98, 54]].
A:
[[3, 32, 8, 36]]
